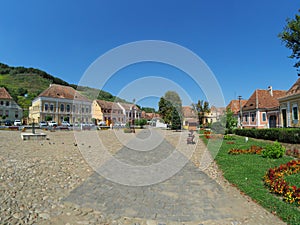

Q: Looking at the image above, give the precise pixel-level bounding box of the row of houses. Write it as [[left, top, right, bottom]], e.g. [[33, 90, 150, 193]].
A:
[[1, 83, 226, 127], [0, 84, 142, 125], [227, 78, 300, 128]]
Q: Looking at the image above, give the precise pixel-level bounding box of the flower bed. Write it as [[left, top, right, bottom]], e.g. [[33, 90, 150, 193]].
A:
[[228, 145, 263, 155], [264, 160, 300, 205]]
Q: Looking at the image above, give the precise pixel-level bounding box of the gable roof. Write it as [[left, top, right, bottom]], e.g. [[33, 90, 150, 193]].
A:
[[284, 78, 300, 96], [226, 100, 247, 114], [38, 84, 89, 101], [0, 87, 13, 99], [243, 89, 286, 111], [182, 106, 197, 118], [118, 102, 140, 111], [95, 100, 122, 110]]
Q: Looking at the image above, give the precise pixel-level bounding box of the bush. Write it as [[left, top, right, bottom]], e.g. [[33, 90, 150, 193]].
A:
[[262, 141, 286, 159], [235, 128, 300, 144]]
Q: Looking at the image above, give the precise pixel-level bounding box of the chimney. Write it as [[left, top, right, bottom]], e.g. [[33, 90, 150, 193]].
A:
[[268, 86, 273, 96]]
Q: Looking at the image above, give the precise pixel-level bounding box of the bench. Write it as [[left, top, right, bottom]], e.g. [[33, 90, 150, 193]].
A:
[[187, 134, 195, 144]]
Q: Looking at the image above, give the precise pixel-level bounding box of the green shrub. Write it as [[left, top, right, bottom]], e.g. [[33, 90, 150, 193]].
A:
[[235, 128, 300, 144], [262, 141, 285, 159]]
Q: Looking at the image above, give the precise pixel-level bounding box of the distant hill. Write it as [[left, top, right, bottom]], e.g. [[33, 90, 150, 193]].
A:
[[0, 63, 128, 116]]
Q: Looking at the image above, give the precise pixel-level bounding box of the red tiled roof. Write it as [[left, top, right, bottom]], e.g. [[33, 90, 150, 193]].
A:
[[96, 100, 122, 110], [226, 100, 247, 114], [118, 102, 140, 111], [0, 87, 12, 99], [243, 89, 286, 111], [39, 84, 89, 101], [182, 106, 197, 118], [284, 78, 300, 96]]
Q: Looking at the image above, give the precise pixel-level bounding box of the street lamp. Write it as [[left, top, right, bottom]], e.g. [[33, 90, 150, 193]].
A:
[[238, 95, 242, 128]]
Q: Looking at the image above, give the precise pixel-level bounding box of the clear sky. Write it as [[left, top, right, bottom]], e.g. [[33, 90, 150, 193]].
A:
[[0, 0, 299, 109]]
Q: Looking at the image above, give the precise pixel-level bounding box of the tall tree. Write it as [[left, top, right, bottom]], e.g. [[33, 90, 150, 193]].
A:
[[279, 10, 300, 69], [193, 100, 210, 126], [158, 91, 182, 127]]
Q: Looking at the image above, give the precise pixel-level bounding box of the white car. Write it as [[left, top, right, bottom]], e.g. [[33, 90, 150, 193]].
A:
[[61, 121, 71, 127], [48, 121, 57, 127], [39, 121, 48, 128], [14, 120, 22, 126]]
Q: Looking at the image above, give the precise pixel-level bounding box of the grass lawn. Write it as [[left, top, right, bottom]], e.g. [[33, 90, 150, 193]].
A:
[[201, 134, 300, 225]]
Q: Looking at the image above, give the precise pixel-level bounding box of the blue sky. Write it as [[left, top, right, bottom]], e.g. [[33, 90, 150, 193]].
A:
[[0, 0, 299, 109]]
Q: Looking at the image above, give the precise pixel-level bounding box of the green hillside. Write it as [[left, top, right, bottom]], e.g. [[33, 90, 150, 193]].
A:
[[0, 63, 128, 117]]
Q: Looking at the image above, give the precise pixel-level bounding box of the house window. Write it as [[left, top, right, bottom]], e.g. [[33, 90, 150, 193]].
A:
[[66, 104, 70, 112], [15, 110, 18, 118], [44, 103, 49, 111], [0, 110, 2, 116], [262, 113, 266, 122], [73, 105, 76, 113], [50, 104, 54, 112], [0, 101, 3, 105], [251, 113, 255, 122], [293, 105, 298, 120], [82, 107, 84, 113], [244, 114, 248, 122], [5, 110, 9, 116], [60, 104, 64, 112], [6, 101, 9, 106]]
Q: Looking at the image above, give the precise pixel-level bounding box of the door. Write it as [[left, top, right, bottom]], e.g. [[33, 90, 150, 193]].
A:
[[269, 115, 277, 128], [282, 109, 287, 128]]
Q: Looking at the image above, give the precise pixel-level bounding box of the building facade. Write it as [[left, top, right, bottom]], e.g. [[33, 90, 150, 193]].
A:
[[29, 84, 92, 124], [241, 87, 286, 129], [0, 87, 23, 122], [92, 100, 124, 125], [278, 78, 300, 127]]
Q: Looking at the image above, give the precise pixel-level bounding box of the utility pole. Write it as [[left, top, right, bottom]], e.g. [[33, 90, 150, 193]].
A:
[[238, 95, 242, 128]]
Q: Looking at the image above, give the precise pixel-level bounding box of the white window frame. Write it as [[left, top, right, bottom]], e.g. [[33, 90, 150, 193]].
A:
[[292, 104, 298, 120], [262, 112, 266, 122]]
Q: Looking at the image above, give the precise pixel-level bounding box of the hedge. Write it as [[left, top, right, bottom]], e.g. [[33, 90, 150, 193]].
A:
[[234, 128, 300, 144]]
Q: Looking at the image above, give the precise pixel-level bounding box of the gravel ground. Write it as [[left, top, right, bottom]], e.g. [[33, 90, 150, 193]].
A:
[[0, 129, 286, 225]]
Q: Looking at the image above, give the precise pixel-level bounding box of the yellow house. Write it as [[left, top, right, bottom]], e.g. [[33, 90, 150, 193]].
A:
[[29, 84, 92, 124], [278, 78, 300, 127]]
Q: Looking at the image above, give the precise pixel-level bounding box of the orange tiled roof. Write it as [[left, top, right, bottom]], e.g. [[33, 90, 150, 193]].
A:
[[39, 84, 89, 101], [284, 78, 300, 96], [182, 106, 197, 118], [0, 87, 12, 99], [96, 100, 122, 110], [226, 100, 247, 114], [243, 89, 286, 111]]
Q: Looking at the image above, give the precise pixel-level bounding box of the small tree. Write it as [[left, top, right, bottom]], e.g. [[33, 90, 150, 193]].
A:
[[171, 108, 182, 130], [45, 116, 52, 121], [222, 109, 238, 134], [135, 119, 147, 128]]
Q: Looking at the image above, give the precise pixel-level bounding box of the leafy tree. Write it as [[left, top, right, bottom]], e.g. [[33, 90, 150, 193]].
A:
[[279, 10, 300, 69], [135, 118, 147, 128], [193, 100, 210, 126], [45, 116, 52, 121], [221, 108, 238, 134], [141, 107, 156, 113], [158, 91, 182, 125]]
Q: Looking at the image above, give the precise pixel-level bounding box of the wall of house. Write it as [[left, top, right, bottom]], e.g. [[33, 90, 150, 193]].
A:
[[280, 97, 300, 128], [0, 98, 23, 122], [29, 97, 92, 124]]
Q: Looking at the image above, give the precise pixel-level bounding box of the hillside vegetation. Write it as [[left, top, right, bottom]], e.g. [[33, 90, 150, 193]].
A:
[[0, 63, 128, 116]]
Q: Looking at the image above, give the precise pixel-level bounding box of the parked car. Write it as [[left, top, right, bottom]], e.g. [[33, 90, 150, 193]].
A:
[[14, 119, 22, 126], [48, 121, 57, 127], [39, 121, 48, 128], [5, 120, 12, 126], [61, 121, 71, 127]]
